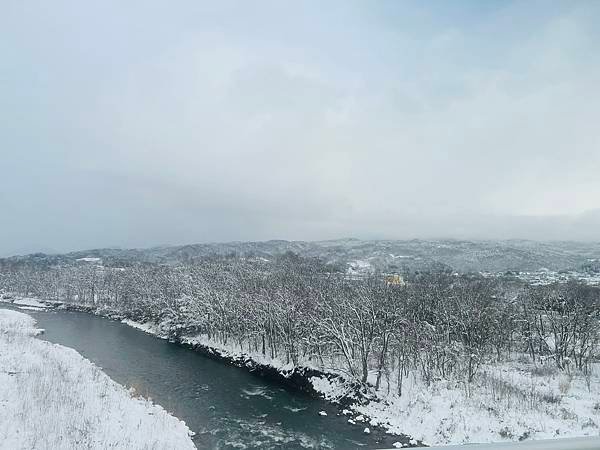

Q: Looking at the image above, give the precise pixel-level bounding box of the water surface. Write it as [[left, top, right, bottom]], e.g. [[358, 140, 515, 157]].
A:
[[24, 308, 400, 449]]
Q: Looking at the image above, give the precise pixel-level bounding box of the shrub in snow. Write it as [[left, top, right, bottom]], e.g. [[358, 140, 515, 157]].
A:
[[559, 374, 572, 395]]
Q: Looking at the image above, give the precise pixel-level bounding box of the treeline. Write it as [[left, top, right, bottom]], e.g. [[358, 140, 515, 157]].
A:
[[1, 253, 599, 392]]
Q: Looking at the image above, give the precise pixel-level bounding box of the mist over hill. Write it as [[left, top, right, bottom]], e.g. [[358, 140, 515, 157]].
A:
[[4, 239, 600, 274]]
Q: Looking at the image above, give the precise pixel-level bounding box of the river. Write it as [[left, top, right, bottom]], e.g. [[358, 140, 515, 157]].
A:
[[22, 307, 403, 450]]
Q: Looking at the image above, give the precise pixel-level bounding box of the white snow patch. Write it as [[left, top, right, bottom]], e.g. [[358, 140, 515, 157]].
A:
[[346, 259, 374, 276], [13, 298, 49, 309], [18, 306, 46, 312], [310, 375, 346, 402], [121, 319, 165, 338], [76, 257, 102, 262]]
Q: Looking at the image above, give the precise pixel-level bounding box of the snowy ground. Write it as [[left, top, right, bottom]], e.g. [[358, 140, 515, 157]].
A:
[[347, 360, 600, 447], [0, 309, 196, 450], [12, 297, 50, 310]]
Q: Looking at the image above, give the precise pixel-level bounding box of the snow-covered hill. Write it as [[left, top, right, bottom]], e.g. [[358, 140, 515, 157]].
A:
[[4, 238, 600, 273]]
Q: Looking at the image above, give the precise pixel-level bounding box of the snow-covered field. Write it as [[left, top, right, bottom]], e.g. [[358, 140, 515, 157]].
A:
[[340, 361, 600, 447], [0, 309, 196, 450]]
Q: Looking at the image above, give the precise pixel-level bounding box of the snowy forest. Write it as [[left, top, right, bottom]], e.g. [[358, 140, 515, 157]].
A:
[[1, 253, 599, 394]]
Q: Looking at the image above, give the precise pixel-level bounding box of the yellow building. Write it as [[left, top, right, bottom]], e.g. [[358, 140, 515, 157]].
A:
[[385, 274, 406, 286]]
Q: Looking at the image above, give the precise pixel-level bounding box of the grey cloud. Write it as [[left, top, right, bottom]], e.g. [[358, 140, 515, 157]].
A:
[[1, 0, 600, 256]]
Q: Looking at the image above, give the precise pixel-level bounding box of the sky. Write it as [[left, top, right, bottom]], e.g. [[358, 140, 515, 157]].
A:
[[1, 0, 600, 255]]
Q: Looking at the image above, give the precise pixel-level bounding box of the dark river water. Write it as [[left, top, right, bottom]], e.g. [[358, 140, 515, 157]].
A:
[[23, 308, 400, 450]]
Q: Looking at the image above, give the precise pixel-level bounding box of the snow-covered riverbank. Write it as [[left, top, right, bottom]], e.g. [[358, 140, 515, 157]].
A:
[[5, 296, 600, 448], [0, 308, 196, 450], [122, 315, 600, 447]]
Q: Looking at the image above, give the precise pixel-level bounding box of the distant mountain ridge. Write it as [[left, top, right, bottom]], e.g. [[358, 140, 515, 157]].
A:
[[3, 238, 600, 274]]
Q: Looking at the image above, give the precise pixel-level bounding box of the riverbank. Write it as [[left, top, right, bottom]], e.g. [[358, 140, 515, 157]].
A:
[[5, 297, 600, 447], [18, 298, 415, 448], [129, 316, 600, 447], [0, 308, 196, 450]]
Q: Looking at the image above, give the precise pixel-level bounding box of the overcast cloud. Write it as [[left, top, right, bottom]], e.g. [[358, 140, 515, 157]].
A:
[[1, 0, 600, 255]]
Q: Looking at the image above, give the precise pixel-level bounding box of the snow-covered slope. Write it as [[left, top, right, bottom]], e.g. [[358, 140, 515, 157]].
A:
[[0, 309, 196, 450], [6, 238, 600, 273]]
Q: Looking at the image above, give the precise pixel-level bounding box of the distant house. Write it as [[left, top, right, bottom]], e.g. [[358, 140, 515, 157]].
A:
[[385, 274, 406, 286], [76, 257, 102, 263]]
